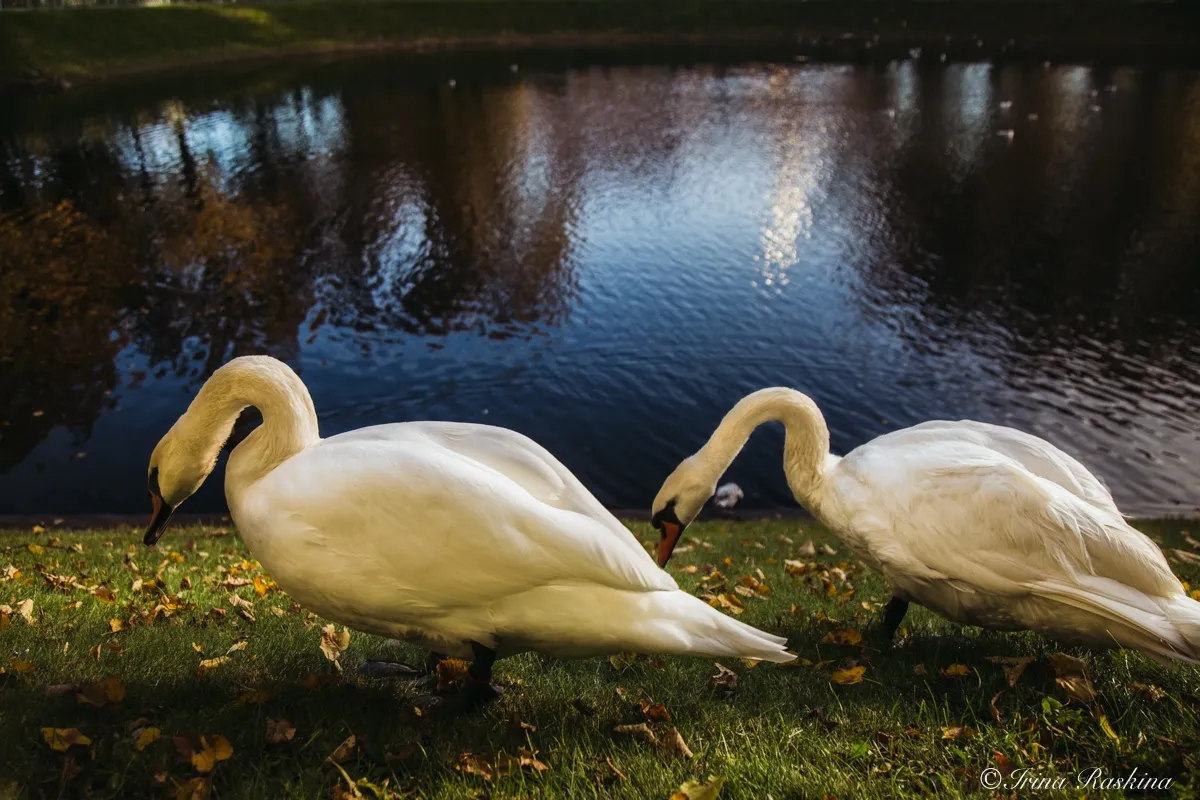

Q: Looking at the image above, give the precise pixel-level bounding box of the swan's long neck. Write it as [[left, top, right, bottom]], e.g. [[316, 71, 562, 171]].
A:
[[170, 356, 320, 487], [694, 388, 831, 507]]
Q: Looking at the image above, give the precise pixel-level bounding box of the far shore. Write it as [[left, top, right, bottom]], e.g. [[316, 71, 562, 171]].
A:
[[2, 0, 1199, 92]]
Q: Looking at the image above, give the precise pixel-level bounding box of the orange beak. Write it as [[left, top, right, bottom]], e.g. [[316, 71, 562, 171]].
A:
[[656, 520, 683, 568]]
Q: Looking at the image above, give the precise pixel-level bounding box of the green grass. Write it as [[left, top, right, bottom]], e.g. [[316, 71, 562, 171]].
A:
[[1, 0, 1198, 84], [2, 519, 1199, 798]]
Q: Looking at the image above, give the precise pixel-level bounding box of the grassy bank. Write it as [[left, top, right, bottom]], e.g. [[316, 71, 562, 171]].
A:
[[1, 519, 1199, 798], [2, 1, 1200, 87]]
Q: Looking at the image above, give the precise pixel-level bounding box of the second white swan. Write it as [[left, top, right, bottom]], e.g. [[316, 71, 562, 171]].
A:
[[651, 388, 1200, 663]]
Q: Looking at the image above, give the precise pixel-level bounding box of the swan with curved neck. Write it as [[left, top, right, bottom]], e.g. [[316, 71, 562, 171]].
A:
[[144, 356, 795, 709], [652, 388, 1200, 663]]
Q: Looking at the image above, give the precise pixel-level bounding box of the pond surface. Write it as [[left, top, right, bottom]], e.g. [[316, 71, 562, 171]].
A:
[[2, 54, 1199, 517]]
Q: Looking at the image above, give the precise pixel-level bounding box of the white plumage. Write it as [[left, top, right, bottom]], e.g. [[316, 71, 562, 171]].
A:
[[653, 388, 1200, 663], [145, 357, 793, 671]]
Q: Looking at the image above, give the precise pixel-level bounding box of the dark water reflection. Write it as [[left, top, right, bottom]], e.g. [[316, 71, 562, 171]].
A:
[[2, 56, 1198, 517]]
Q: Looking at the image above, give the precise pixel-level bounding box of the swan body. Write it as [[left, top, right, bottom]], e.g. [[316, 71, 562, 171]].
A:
[[652, 388, 1200, 663], [146, 356, 793, 667]]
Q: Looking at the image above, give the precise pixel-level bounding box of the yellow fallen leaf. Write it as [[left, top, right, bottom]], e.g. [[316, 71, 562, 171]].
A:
[[943, 663, 970, 677], [196, 656, 230, 676], [27, 544, 44, 554], [253, 576, 268, 598], [319, 625, 351, 665], [135, 727, 161, 751], [941, 725, 975, 740], [436, 658, 470, 690], [830, 665, 866, 685], [175, 777, 210, 800], [671, 775, 725, 800], [191, 643, 204, 653], [42, 727, 91, 751], [1099, 714, 1120, 744], [90, 586, 117, 604], [16, 599, 34, 624], [327, 734, 357, 764], [191, 735, 233, 773], [10, 658, 35, 673], [108, 618, 124, 633], [820, 629, 863, 646], [226, 641, 247, 654]]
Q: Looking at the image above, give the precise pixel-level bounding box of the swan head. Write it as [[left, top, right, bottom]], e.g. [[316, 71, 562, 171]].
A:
[[143, 426, 216, 546], [650, 455, 715, 567]]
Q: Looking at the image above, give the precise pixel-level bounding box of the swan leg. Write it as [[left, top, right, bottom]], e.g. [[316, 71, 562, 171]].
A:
[[356, 650, 445, 679], [881, 597, 910, 641]]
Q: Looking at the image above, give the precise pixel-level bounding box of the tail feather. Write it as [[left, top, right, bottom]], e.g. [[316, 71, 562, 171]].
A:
[[644, 590, 794, 663], [1034, 579, 1200, 664]]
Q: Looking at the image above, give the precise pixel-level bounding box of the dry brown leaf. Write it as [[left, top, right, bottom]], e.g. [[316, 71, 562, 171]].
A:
[[661, 727, 693, 759], [328, 734, 357, 764], [613, 723, 658, 744], [9, 657, 35, 673], [797, 540, 817, 557], [108, 618, 124, 633], [1049, 653, 1096, 703], [76, 675, 125, 707], [986, 656, 1035, 687], [1130, 682, 1166, 702], [640, 698, 672, 724], [671, 775, 725, 800], [196, 656, 230, 676], [709, 663, 739, 694], [42, 727, 91, 752], [89, 586, 117, 604], [320, 625, 351, 666], [990, 691, 1004, 722], [226, 641, 247, 654], [265, 718, 296, 744], [227, 594, 253, 610], [830, 665, 866, 685], [16, 598, 34, 624]]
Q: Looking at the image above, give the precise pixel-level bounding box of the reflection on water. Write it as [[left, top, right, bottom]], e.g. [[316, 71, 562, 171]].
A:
[[2, 57, 1198, 516]]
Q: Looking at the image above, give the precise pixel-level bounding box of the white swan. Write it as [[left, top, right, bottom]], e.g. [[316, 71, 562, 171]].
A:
[[142, 356, 793, 705], [651, 388, 1200, 663]]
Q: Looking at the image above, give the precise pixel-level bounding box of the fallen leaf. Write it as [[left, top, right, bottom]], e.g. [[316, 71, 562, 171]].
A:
[[821, 629, 863, 646], [941, 725, 975, 740], [671, 775, 725, 800], [1049, 653, 1096, 703], [9, 658, 35, 673], [175, 777, 210, 800], [196, 656, 230, 676], [42, 728, 91, 752], [228, 594, 253, 611], [89, 586, 117, 604], [135, 727, 161, 751], [986, 656, 1035, 687], [436, 658, 470, 690], [226, 641, 247, 654], [76, 676, 125, 707], [328, 734, 357, 764], [990, 690, 1004, 722], [253, 576, 269, 598], [609, 652, 639, 671], [942, 664, 970, 678], [913, 664, 927, 676], [108, 618, 124, 633], [27, 544, 44, 554], [797, 540, 817, 557], [320, 625, 351, 666], [44, 682, 81, 697], [830, 665, 866, 685], [236, 690, 271, 705], [190, 735, 233, 773], [572, 698, 596, 716], [1130, 682, 1166, 702], [518, 748, 550, 772], [661, 727, 693, 759], [613, 723, 658, 744], [640, 698, 672, 724], [16, 599, 34, 624], [265, 718, 296, 744], [709, 663, 739, 694], [1099, 714, 1120, 744]]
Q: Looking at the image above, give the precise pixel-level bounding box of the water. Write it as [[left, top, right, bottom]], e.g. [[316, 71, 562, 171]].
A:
[[2, 54, 1199, 518]]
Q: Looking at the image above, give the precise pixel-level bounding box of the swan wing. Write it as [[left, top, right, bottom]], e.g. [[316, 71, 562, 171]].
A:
[[250, 431, 675, 620], [829, 440, 1179, 602], [886, 420, 1118, 512]]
